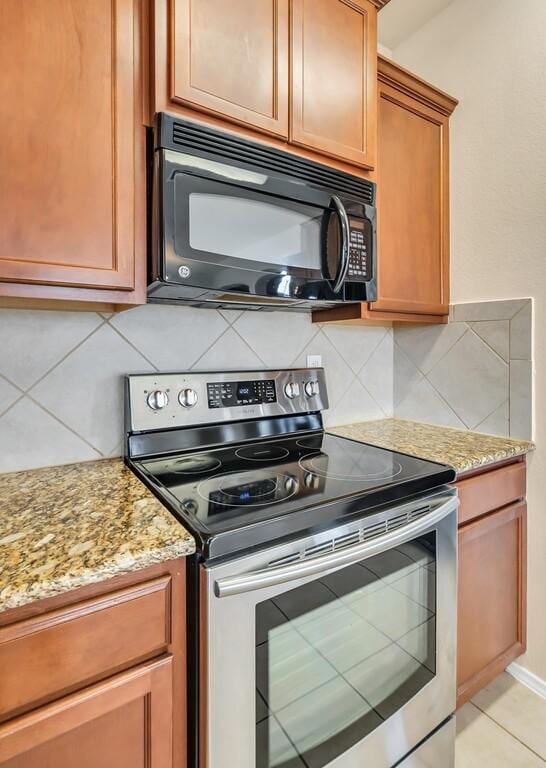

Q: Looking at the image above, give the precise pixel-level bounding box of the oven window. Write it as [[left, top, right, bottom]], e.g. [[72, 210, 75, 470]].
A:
[[255, 533, 436, 768], [188, 193, 324, 271]]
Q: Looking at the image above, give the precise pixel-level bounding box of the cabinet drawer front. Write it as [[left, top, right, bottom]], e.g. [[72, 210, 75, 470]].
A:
[[0, 576, 172, 722], [457, 461, 526, 525]]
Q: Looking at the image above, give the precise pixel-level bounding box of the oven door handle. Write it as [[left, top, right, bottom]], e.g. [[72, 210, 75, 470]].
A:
[[330, 195, 350, 293], [214, 495, 458, 598]]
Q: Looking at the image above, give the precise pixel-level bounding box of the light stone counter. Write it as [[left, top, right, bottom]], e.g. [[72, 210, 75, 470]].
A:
[[0, 458, 195, 612], [328, 419, 534, 475]]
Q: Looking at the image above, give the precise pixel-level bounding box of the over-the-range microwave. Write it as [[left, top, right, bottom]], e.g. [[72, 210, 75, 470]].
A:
[[149, 114, 377, 311]]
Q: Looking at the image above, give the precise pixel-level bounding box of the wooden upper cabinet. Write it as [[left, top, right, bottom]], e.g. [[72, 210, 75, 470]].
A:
[[372, 56, 457, 317], [0, 0, 146, 306], [162, 0, 289, 138], [290, 0, 377, 169]]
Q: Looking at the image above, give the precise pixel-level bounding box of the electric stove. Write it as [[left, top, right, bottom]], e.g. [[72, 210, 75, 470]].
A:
[[125, 367, 455, 558], [124, 367, 458, 768]]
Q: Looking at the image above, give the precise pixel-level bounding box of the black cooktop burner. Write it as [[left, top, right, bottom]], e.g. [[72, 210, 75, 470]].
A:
[[197, 470, 297, 508], [167, 455, 222, 474], [132, 431, 456, 559], [299, 451, 403, 482], [235, 445, 290, 462]]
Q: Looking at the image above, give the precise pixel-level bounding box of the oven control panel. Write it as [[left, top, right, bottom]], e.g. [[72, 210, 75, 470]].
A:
[[126, 368, 329, 433], [207, 379, 277, 409], [347, 218, 371, 282]]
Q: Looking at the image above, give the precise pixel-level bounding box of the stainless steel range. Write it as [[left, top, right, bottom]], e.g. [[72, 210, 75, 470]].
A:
[[124, 368, 458, 768]]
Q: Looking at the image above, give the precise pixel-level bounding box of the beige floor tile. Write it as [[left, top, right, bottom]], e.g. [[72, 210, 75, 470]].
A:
[[456, 702, 544, 768], [471, 673, 546, 760]]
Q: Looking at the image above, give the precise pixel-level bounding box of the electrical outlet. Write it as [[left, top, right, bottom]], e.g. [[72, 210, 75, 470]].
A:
[[307, 355, 322, 368]]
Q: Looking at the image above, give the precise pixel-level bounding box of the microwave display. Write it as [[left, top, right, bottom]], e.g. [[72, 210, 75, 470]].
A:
[[348, 217, 372, 281], [208, 379, 277, 409]]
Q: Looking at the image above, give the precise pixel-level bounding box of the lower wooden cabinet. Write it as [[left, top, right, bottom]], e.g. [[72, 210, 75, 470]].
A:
[[0, 559, 186, 767], [0, 659, 173, 768], [456, 463, 527, 707]]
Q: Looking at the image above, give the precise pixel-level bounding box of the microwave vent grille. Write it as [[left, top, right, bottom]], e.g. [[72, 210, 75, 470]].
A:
[[168, 119, 375, 205]]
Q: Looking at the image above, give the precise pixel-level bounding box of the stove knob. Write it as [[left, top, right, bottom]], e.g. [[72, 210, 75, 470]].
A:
[[179, 388, 198, 408], [284, 381, 300, 399], [146, 390, 169, 410], [304, 380, 320, 398], [304, 471, 317, 488], [284, 476, 298, 493]]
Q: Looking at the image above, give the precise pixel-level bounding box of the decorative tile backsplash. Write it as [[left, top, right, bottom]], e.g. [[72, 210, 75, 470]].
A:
[[394, 299, 533, 440], [0, 306, 393, 473], [0, 298, 532, 474]]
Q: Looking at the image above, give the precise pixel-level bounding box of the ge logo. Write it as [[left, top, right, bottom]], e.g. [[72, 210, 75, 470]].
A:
[[178, 265, 191, 279]]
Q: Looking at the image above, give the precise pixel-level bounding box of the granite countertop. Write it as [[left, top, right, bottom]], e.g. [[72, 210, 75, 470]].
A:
[[328, 419, 534, 475], [0, 458, 195, 612]]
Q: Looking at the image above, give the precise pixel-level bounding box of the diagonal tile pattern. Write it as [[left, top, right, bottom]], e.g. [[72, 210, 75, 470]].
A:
[[0, 299, 532, 473], [30, 324, 156, 456], [0, 375, 21, 417], [0, 307, 393, 473], [427, 329, 509, 428], [0, 309, 103, 389], [393, 299, 532, 440]]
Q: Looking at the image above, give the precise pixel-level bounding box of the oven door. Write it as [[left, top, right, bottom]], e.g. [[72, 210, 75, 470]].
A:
[[159, 150, 373, 304], [201, 490, 457, 768]]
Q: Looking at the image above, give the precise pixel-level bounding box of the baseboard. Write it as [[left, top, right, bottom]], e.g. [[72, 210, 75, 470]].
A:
[[507, 662, 546, 701]]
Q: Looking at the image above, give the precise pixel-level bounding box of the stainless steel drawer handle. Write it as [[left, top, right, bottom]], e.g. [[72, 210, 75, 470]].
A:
[[214, 496, 458, 598]]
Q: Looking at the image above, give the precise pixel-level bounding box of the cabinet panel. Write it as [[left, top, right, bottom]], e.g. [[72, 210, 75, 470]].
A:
[[0, 0, 145, 301], [0, 660, 172, 767], [290, 0, 377, 169], [457, 461, 526, 526], [374, 82, 449, 315], [0, 577, 172, 722], [457, 501, 526, 707], [168, 0, 289, 137]]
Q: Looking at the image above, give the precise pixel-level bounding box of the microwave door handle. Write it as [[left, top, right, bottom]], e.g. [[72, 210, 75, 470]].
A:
[[330, 195, 350, 293], [214, 494, 458, 598]]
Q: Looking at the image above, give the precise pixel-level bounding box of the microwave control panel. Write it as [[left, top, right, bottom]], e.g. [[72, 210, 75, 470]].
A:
[[347, 218, 371, 282]]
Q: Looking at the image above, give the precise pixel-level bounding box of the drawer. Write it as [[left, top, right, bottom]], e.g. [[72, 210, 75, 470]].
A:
[[0, 575, 172, 722], [457, 461, 526, 526]]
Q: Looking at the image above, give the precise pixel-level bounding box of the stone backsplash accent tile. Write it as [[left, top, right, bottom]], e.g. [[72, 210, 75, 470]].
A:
[[394, 299, 532, 440]]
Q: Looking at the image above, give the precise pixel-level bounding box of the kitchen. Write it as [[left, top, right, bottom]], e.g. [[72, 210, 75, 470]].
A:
[[0, 0, 544, 766]]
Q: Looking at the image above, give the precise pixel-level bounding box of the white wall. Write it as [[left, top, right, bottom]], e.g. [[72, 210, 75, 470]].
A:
[[392, 0, 546, 681]]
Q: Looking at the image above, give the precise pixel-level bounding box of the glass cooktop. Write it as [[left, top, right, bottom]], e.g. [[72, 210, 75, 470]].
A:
[[133, 432, 455, 559]]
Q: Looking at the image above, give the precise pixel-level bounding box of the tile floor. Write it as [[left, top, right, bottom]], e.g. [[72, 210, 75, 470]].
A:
[[456, 673, 546, 766]]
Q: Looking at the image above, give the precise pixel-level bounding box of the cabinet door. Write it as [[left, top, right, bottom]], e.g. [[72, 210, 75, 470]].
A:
[[457, 502, 527, 707], [290, 0, 377, 169], [372, 79, 450, 316], [0, 659, 173, 768], [166, 0, 289, 138], [0, 0, 145, 300]]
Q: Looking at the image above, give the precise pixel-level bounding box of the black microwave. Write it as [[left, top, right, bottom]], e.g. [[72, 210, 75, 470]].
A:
[[149, 114, 376, 311]]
